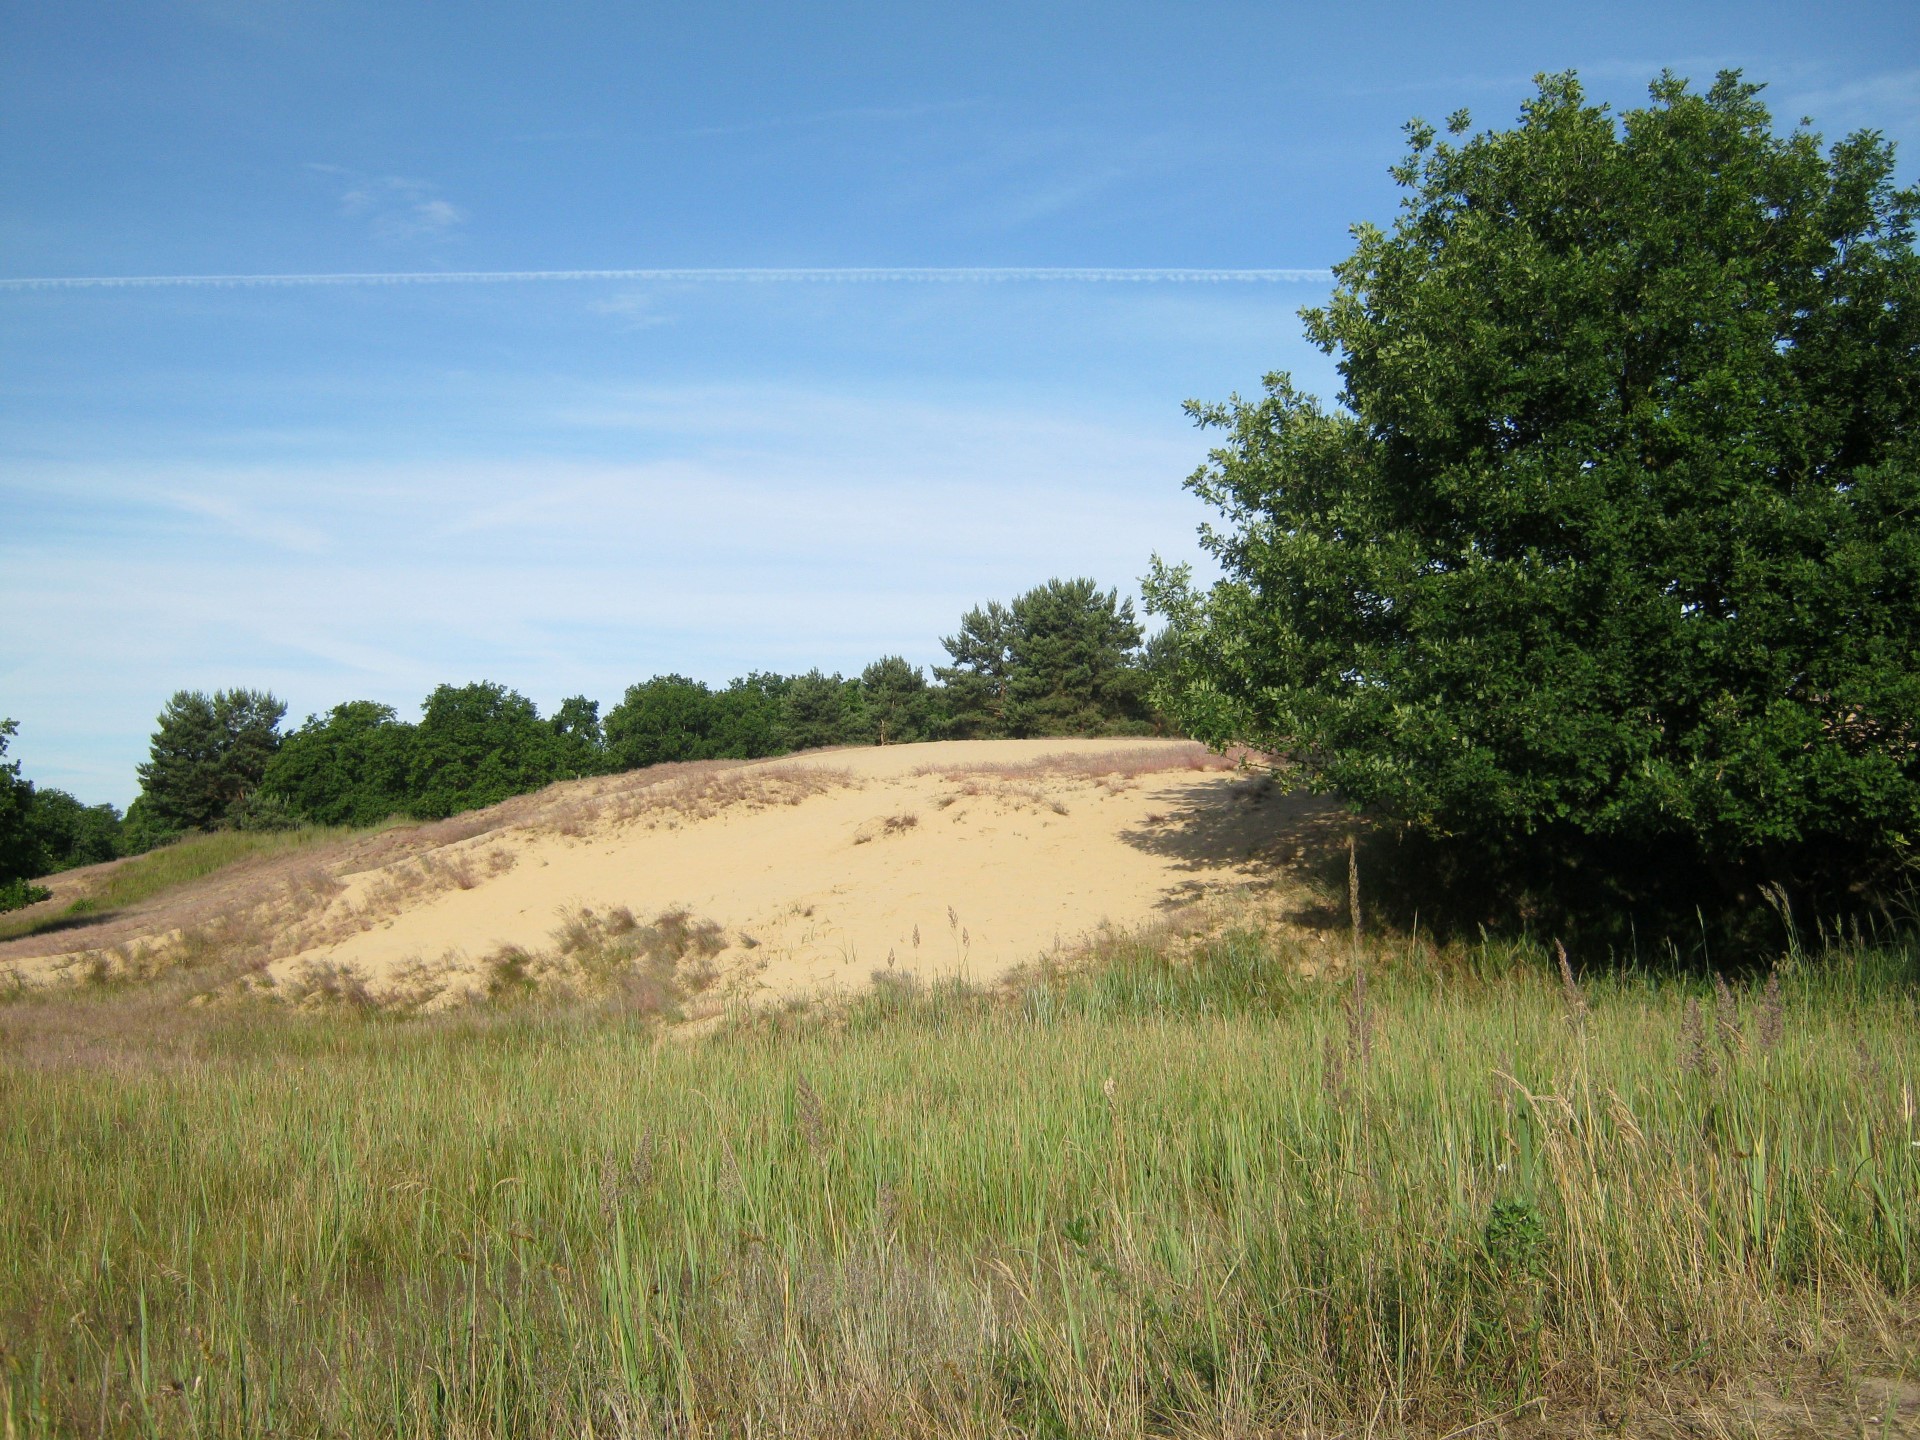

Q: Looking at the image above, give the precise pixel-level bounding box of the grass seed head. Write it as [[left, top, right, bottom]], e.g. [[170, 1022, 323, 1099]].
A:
[[1712, 973, 1745, 1057], [795, 1075, 828, 1157], [1758, 970, 1785, 1052], [1556, 939, 1588, 1029], [1681, 995, 1716, 1079]]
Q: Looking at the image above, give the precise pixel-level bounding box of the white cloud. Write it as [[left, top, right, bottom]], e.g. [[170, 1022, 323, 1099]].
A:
[[1, 383, 1222, 804], [311, 165, 468, 244], [1779, 67, 1920, 138], [586, 291, 675, 329]]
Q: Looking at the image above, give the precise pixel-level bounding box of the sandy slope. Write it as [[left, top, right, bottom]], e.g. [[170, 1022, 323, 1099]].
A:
[[2, 739, 1345, 1006]]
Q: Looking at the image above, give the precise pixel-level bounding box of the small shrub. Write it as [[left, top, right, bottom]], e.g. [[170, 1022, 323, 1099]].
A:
[[0, 879, 51, 913], [484, 946, 540, 1002], [225, 791, 303, 833]]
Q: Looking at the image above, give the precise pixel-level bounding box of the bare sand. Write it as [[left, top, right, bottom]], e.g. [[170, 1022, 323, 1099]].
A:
[[2, 739, 1347, 1007]]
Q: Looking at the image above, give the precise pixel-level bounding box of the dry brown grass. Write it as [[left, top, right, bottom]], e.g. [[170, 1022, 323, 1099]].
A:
[[854, 812, 921, 844], [913, 741, 1253, 784], [599, 762, 860, 827]]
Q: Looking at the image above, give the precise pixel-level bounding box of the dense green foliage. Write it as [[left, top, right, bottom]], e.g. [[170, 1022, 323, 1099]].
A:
[[263, 701, 417, 828], [776, 668, 862, 750], [937, 577, 1154, 737], [548, 695, 606, 779], [409, 682, 570, 820], [606, 675, 752, 769], [860, 655, 935, 744], [26, 788, 123, 870], [0, 721, 37, 893], [1149, 72, 1920, 941], [133, 689, 288, 842], [0, 722, 126, 905]]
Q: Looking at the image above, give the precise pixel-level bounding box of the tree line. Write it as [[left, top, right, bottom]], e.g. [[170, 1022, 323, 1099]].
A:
[[1, 579, 1158, 898]]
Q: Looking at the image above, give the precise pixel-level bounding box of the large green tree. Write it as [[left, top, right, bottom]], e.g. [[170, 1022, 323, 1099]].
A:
[[604, 676, 723, 771], [263, 701, 419, 827], [0, 720, 45, 894], [549, 696, 609, 779], [779, 670, 864, 752], [1003, 578, 1148, 737], [28, 789, 123, 871], [1148, 71, 1920, 935], [604, 673, 796, 772], [859, 656, 933, 745], [938, 580, 1149, 737], [133, 689, 288, 838], [935, 601, 1015, 738], [409, 683, 560, 819], [710, 673, 789, 759]]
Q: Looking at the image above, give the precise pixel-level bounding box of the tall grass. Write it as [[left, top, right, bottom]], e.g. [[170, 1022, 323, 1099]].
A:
[[0, 827, 359, 947], [0, 928, 1914, 1437], [72, 828, 357, 913]]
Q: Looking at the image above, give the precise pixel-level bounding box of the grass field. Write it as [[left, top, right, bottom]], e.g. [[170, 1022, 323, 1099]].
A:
[[1, 921, 1915, 1438]]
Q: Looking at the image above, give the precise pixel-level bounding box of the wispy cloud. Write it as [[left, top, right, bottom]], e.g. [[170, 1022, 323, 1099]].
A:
[[308, 164, 468, 243], [1779, 67, 1920, 136], [987, 165, 1132, 229], [160, 490, 332, 555], [0, 266, 1331, 291], [586, 291, 676, 329], [3, 380, 1222, 803]]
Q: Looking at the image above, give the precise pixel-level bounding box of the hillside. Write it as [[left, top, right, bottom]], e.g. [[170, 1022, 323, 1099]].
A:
[[0, 738, 1343, 1008]]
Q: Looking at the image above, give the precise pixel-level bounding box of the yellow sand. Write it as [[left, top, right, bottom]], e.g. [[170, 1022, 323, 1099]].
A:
[[4, 739, 1340, 1005]]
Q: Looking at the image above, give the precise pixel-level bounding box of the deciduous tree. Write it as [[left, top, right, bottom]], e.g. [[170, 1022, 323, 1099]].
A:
[[1148, 72, 1920, 938], [263, 701, 418, 827], [0, 720, 44, 894], [409, 683, 557, 819]]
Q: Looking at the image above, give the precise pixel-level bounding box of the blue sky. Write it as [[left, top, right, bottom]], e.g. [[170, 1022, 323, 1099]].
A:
[[4, 2, 1916, 806]]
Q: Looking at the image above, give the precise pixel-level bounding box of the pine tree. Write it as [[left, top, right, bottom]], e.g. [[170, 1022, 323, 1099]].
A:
[[134, 689, 287, 836]]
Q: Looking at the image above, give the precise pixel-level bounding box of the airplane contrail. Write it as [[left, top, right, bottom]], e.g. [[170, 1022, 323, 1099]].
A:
[[0, 265, 1332, 292]]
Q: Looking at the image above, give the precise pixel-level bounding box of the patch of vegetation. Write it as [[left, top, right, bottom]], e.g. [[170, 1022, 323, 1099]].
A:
[[72, 826, 352, 915], [0, 878, 51, 914], [0, 826, 354, 943], [0, 922, 1912, 1436]]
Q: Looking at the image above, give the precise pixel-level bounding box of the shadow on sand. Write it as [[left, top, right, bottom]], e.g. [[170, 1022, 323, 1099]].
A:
[[1119, 771, 1356, 925]]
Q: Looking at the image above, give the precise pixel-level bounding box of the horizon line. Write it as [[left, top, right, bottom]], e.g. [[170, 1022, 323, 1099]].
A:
[[0, 265, 1334, 292]]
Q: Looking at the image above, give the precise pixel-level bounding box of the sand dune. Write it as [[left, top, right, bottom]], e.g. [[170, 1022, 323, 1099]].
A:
[[2, 739, 1346, 1007]]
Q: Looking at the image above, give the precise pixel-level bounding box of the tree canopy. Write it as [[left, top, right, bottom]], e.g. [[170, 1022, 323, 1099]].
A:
[[264, 701, 419, 828], [1148, 71, 1920, 941], [604, 676, 716, 770], [28, 789, 124, 871], [860, 656, 934, 745], [938, 579, 1152, 738], [409, 683, 562, 820], [0, 720, 43, 897], [85, 577, 1159, 842], [133, 689, 288, 840]]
